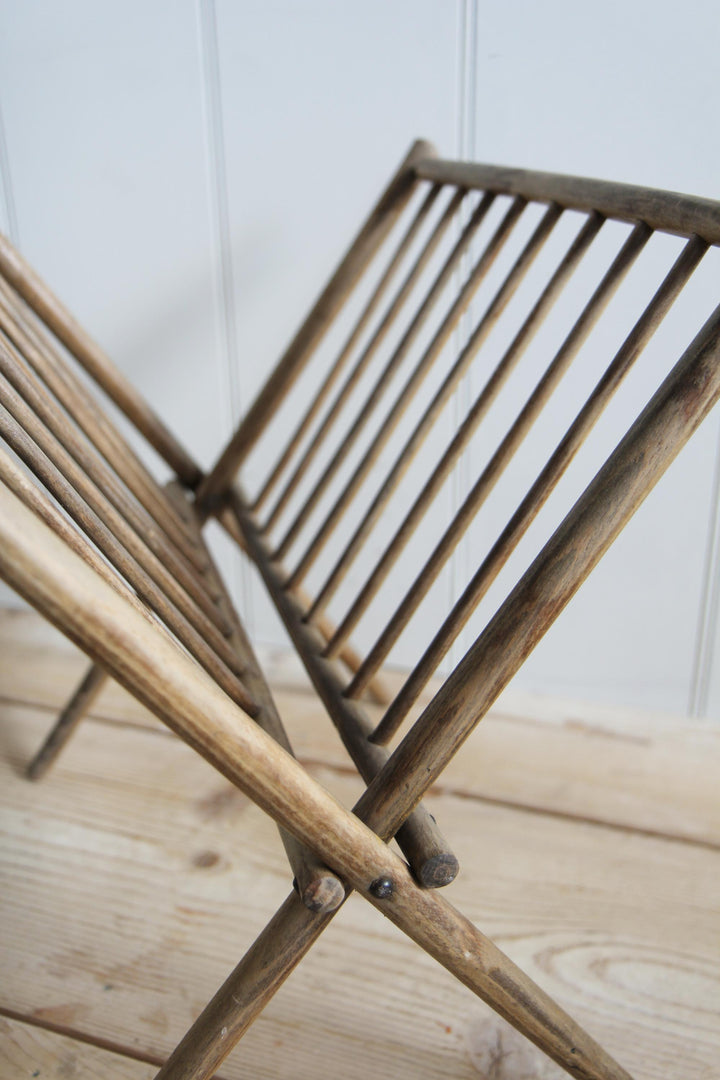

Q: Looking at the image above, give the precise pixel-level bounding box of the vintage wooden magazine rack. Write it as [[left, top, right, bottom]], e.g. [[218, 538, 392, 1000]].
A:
[[1, 141, 719, 1080]]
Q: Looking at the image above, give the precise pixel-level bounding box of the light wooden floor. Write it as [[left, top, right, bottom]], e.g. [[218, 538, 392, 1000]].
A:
[[1, 608, 718, 1080]]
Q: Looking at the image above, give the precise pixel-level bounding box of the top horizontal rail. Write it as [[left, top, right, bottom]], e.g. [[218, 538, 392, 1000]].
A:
[[414, 158, 720, 244]]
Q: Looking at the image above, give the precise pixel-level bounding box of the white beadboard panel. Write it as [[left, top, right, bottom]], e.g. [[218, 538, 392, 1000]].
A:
[[214, 0, 461, 645], [460, 0, 720, 717], [0, 0, 226, 473]]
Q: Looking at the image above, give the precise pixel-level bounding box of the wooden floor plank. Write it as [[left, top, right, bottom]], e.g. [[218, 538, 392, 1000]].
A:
[[1, 696, 718, 1080], [0, 1015, 157, 1080], [3, 609, 719, 848]]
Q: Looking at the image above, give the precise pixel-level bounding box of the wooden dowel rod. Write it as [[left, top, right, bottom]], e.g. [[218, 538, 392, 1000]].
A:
[[350, 220, 653, 703], [414, 156, 720, 244], [311, 202, 563, 622], [326, 211, 605, 657], [358, 295, 720, 844], [168, 486, 345, 914], [287, 195, 528, 589], [0, 401, 257, 714], [0, 339, 231, 635], [0, 485, 634, 1080], [231, 491, 458, 889], [371, 231, 708, 741], [0, 233, 202, 486], [0, 447, 151, 616], [0, 373, 241, 673], [251, 184, 443, 515], [197, 140, 435, 515], [263, 186, 469, 538], [26, 663, 108, 780], [0, 281, 205, 564], [217, 505, 391, 705]]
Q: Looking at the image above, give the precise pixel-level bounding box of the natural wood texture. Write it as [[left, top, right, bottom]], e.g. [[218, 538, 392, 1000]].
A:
[[3, 144, 720, 1080], [26, 662, 108, 780], [3, 609, 719, 850], [250, 182, 443, 516], [1, 614, 719, 1080], [0, 1017, 157, 1080], [267, 185, 473, 549], [357, 300, 720, 837], [307, 201, 563, 619], [0, 488, 635, 1080], [230, 491, 459, 890], [0, 233, 202, 486], [197, 139, 436, 513], [0, 279, 205, 565], [414, 157, 720, 243], [325, 211, 605, 657]]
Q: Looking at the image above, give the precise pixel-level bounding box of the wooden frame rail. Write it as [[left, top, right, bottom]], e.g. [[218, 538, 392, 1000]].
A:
[[2, 141, 719, 1080]]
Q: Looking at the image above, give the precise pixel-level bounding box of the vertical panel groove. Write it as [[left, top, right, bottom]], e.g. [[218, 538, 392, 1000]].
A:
[[689, 419, 720, 717], [0, 97, 19, 244], [197, 0, 253, 627]]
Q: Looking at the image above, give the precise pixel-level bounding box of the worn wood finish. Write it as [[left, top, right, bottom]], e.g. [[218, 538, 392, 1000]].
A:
[[230, 490, 458, 890], [0, 487, 635, 1080], [0, 337, 230, 634], [26, 662, 108, 780], [0, 233, 202, 486], [347, 220, 652, 702], [326, 211, 604, 657], [265, 186, 471, 542], [167, 485, 345, 915], [0, 280, 205, 564], [251, 183, 443, 516], [357, 301, 720, 838], [3, 145, 720, 1080], [369, 231, 707, 733], [414, 157, 720, 243], [283, 193, 520, 578], [309, 202, 562, 619], [197, 139, 436, 514]]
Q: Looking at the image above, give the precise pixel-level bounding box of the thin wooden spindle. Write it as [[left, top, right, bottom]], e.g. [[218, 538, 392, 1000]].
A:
[[285, 195, 528, 585], [0, 339, 231, 635], [0, 371, 241, 671], [167, 486, 345, 915], [0, 480, 637, 1080], [197, 139, 435, 514], [325, 211, 604, 656], [348, 221, 653, 702], [0, 280, 206, 566], [27, 663, 108, 780], [232, 491, 459, 889], [0, 401, 257, 713], [263, 186, 471, 536], [0, 232, 203, 486], [0, 446, 153, 616], [309, 202, 563, 620], [370, 233, 708, 740], [358, 295, 720, 830], [251, 184, 443, 514]]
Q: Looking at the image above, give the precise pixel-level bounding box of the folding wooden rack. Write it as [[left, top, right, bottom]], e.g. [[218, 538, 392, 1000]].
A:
[[1, 140, 719, 1080]]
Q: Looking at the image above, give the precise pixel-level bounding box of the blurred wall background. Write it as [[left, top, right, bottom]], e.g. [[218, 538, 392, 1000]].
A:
[[1, 0, 719, 717]]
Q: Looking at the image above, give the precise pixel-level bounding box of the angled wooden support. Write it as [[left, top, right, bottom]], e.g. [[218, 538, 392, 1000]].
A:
[[2, 143, 719, 1080]]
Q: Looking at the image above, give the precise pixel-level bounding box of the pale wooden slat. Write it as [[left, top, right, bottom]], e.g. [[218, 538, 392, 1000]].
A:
[[1, 609, 719, 849], [251, 183, 443, 515], [1, 702, 718, 1080], [413, 156, 720, 244], [0, 1016, 157, 1080]]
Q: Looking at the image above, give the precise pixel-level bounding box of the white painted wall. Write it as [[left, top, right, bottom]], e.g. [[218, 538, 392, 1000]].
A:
[[0, 0, 718, 718]]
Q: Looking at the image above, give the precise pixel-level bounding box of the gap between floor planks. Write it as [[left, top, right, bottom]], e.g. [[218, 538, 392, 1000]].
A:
[[1, 609, 719, 1079], [2, 608, 718, 850]]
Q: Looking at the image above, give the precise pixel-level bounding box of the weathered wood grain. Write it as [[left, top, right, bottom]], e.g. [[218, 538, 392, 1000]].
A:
[[1, 610, 718, 849], [1, 700, 718, 1079], [0, 1016, 157, 1080]]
